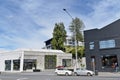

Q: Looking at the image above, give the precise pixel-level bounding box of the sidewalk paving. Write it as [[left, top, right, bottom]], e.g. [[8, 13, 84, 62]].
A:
[[98, 72, 120, 77]]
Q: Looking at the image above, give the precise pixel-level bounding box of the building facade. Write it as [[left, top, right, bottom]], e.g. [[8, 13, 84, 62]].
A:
[[0, 49, 72, 72], [84, 19, 120, 72], [44, 36, 84, 49]]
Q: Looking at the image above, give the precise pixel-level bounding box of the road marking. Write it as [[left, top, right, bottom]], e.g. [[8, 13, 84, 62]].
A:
[[17, 78, 28, 80]]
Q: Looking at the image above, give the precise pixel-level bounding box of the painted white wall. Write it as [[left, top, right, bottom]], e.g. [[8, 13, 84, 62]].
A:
[[0, 49, 72, 72], [57, 54, 72, 67], [0, 51, 23, 72]]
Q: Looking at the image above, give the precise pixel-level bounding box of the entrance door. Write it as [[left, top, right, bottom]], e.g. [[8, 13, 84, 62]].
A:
[[91, 56, 96, 72], [23, 59, 36, 70]]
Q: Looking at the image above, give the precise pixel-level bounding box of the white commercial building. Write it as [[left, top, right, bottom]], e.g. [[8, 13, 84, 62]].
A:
[[0, 49, 72, 72]]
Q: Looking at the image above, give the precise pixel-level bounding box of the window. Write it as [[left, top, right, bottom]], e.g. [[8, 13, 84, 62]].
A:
[[65, 39, 74, 46], [99, 40, 115, 49], [62, 59, 71, 67], [101, 55, 117, 68], [5, 60, 11, 70], [89, 42, 94, 50], [13, 59, 20, 70], [45, 55, 56, 69]]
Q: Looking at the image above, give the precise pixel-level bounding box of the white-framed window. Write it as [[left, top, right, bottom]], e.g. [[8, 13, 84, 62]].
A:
[[5, 60, 11, 71], [99, 39, 115, 49], [89, 42, 94, 50]]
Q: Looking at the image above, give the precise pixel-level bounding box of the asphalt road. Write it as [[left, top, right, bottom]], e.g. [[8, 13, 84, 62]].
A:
[[0, 71, 120, 80]]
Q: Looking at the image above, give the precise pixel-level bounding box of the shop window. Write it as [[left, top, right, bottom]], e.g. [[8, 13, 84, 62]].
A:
[[62, 59, 71, 67], [23, 59, 36, 70], [13, 59, 20, 70], [5, 60, 11, 70], [101, 55, 118, 68]]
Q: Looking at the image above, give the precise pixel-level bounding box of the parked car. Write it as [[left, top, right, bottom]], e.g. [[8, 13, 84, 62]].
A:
[[74, 68, 94, 76], [55, 68, 73, 76]]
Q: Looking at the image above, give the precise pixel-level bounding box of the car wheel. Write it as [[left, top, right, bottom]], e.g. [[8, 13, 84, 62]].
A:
[[65, 72, 69, 76], [74, 72, 78, 76], [87, 72, 91, 76], [55, 72, 59, 76]]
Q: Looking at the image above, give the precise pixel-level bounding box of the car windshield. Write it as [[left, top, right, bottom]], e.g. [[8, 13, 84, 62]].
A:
[[76, 68, 86, 70]]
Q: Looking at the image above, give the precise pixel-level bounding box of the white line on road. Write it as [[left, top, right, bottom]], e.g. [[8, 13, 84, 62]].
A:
[[17, 78, 28, 80]]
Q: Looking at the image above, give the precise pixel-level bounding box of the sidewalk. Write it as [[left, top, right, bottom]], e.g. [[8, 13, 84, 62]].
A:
[[98, 72, 120, 77]]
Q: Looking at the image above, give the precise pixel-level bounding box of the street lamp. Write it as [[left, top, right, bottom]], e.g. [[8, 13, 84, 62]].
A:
[[63, 9, 78, 71]]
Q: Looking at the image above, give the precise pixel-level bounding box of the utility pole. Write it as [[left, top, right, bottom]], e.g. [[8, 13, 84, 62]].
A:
[[63, 9, 78, 71]]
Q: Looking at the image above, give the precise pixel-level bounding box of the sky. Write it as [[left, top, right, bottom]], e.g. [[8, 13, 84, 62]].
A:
[[0, 0, 120, 51]]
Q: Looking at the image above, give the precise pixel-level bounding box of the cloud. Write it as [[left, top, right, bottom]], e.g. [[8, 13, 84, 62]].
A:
[[0, 0, 120, 50], [81, 0, 120, 30], [0, 0, 76, 50]]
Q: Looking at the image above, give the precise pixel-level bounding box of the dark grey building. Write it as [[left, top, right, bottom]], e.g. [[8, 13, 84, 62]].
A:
[[84, 19, 120, 72]]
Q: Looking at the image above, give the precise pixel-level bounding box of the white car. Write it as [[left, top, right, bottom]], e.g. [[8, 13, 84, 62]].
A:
[[55, 68, 73, 76], [74, 68, 94, 76]]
